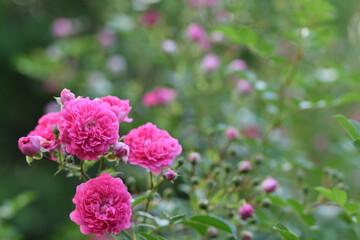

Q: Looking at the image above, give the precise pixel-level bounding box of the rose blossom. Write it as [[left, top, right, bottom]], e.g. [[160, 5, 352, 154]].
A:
[[201, 53, 220, 72], [236, 79, 253, 95], [239, 161, 252, 172], [28, 112, 59, 151], [189, 152, 201, 164], [52, 18, 73, 38], [228, 59, 248, 72], [243, 125, 260, 139], [97, 29, 116, 48], [18, 136, 40, 156], [97, 96, 132, 123], [239, 204, 254, 220], [70, 173, 132, 236], [142, 88, 177, 107], [58, 98, 119, 160], [124, 123, 182, 174], [261, 177, 278, 193], [141, 9, 160, 27], [186, 23, 211, 50]]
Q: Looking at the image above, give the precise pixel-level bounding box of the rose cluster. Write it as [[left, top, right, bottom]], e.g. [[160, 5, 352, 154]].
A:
[[18, 89, 182, 236]]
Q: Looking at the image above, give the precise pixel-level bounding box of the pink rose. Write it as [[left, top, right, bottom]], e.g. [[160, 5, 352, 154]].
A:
[[70, 173, 132, 236], [124, 123, 182, 174], [163, 169, 177, 181], [187, 23, 206, 42], [142, 88, 177, 107], [28, 112, 59, 151], [97, 29, 116, 48], [52, 18, 73, 38], [97, 96, 133, 123], [228, 59, 248, 72], [58, 98, 119, 160], [239, 161, 252, 172], [201, 53, 220, 72], [18, 136, 40, 156], [226, 127, 239, 140], [141, 9, 160, 27], [236, 79, 253, 95]]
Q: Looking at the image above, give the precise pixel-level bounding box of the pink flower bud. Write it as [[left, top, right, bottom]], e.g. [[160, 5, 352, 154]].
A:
[[239, 204, 254, 220], [201, 53, 220, 72], [189, 152, 201, 164], [261, 177, 278, 193], [52, 18, 73, 38], [236, 79, 253, 95], [226, 127, 239, 140], [113, 142, 130, 164], [228, 59, 248, 72], [60, 88, 75, 104], [187, 23, 206, 42], [241, 230, 253, 240], [240, 161, 252, 172], [211, 31, 225, 43], [163, 169, 177, 181], [18, 136, 41, 156]]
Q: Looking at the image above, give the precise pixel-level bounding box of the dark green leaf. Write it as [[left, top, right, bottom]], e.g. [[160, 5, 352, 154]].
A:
[[333, 115, 359, 140], [332, 188, 347, 207], [133, 196, 150, 207], [345, 202, 360, 215], [139, 233, 157, 240], [314, 187, 334, 201], [182, 221, 208, 236]]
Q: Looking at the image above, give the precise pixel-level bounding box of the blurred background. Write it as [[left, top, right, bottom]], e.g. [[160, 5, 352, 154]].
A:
[[1, 0, 360, 239]]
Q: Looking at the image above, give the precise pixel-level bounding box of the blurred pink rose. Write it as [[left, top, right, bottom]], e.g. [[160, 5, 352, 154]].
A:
[[97, 29, 116, 48], [141, 9, 160, 27], [236, 79, 253, 95], [70, 173, 132, 236], [261, 177, 278, 193], [228, 59, 248, 72], [201, 53, 220, 72], [124, 123, 182, 174], [243, 125, 260, 139], [142, 88, 177, 107], [52, 18, 73, 38], [239, 204, 254, 219], [226, 127, 239, 140]]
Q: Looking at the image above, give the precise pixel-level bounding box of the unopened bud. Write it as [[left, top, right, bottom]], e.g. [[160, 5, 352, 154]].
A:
[[208, 227, 218, 238], [189, 152, 201, 164], [261, 177, 278, 193], [191, 176, 199, 185], [239, 204, 254, 220], [255, 154, 264, 165], [18, 136, 41, 157], [232, 176, 243, 187], [60, 88, 75, 104], [239, 161, 252, 173], [112, 142, 129, 164], [226, 127, 239, 140], [163, 169, 177, 181], [241, 230, 253, 240], [199, 200, 209, 210]]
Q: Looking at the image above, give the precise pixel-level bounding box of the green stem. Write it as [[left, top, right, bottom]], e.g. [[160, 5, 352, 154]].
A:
[[97, 158, 104, 177], [80, 161, 91, 181]]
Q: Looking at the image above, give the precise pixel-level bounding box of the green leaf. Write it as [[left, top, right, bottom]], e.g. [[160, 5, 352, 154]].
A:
[[170, 214, 186, 222], [333, 115, 359, 140], [332, 188, 347, 207], [132, 196, 150, 207], [267, 195, 288, 207], [345, 203, 360, 215], [288, 198, 304, 215], [190, 215, 236, 237], [333, 92, 360, 106], [273, 223, 299, 240], [182, 221, 208, 236], [314, 187, 334, 201], [139, 233, 157, 240]]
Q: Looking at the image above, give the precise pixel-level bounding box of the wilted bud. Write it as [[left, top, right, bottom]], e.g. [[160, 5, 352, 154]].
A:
[[60, 88, 75, 105], [239, 204, 254, 220], [199, 200, 209, 210], [18, 136, 41, 157], [189, 152, 201, 164], [163, 169, 177, 181], [112, 142, 129, 164], [241, 230, 253, 240], [239, 161, 252, 173], [261, 177, 278, 193], [226, 127, 239, 140]]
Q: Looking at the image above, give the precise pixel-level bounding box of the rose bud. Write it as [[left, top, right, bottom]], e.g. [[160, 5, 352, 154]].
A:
[[239, 161, 252, 173], [226, 127, 239, 140], [189, 152, 201, 164], [241, 230, 253, 240], [112, 142, 130, 164], [261, 177, 278, 193], [163, 169, 177, 181], [60, 88, 75, 104], [18, 136, 41, 156], [239, 204, 254, 220]]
